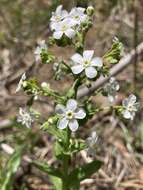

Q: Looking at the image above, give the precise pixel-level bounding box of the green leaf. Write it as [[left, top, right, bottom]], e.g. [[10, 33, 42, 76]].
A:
[[32, 160, 62, 178], [33, 161, 63, 190], [49, 175, 63, 190], [68, 160, 102, 187], [104, 38, 123, 64], [54, 140, 65, 159], [0, 148, 22, 190]]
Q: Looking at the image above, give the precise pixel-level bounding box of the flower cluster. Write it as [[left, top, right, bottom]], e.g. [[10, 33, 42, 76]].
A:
[[50, 5, 88, 40], [122, 94, 139, 120], [71, 50, 103, 79], [17, 107, 34, 128], [55, 99, 86, 132], [104, 77, 120, 103]]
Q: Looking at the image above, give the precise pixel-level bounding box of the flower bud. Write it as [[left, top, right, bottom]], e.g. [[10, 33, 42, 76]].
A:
[[23, 81, 28, 88], [48, 118, 53, 124], [86, 6, 94, 16], [41, 82, 50, 89]]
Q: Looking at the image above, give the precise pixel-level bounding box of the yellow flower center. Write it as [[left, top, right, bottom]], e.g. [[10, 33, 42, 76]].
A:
[[66, 111, 74, 119], [84, 60, 90, 67]]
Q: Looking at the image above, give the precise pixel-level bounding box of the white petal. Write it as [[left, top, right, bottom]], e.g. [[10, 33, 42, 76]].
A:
[[19, 107, 24, 116], [85, 66, 97, 79], [50, 22, 58, 30], [55, 104, 66, 115], [134, 102, 140, 110], [77, 7, 85, 13], [75, 108, 86, 119], [108, 95, 115, 103], [71, 64, 84, 74], [67, 99, 77, 111], [110, 77, 115, 83], [91, 57, 103, 67], [62, 10, 68, 18], [128, 94, 136, 104], [69, 119, 79, 132], [122, 99, 128, 107], [71, 53, 83, 64], [123, 110, 132, 119], [57, 117, 68, 129], [65, 29, 75, 39], [53, 31, 63, 39], [83, 50, 94, 61], [91, 131, 98, 140], [56, 5, 63, 14], [21, 73, 26, 80]]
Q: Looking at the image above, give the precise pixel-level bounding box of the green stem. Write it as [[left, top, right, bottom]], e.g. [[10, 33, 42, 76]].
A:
[[62, 155, 70, 190], [62, 129, 71, 190]]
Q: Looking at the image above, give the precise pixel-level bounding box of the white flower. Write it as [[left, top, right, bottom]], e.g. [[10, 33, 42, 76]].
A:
[[71, 50, 103, 79], [104, 77, 120, 102], [50, 5, 68, 30], [122, 94, 139, 120], [53, 19, 76, 39], [17, 108, 34, 128], [34, 40, 47, 62], [16, 73, 26, 92], [69, 7, 87, 25], [55, 99, 86, 132], [53, 62, 59, 71], [86, 131, 98, 157]]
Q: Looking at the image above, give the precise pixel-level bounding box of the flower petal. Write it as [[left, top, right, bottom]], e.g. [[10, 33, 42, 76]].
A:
[[122, 99, 128, 107], [53, 31, 63, 39], [83, 50, 94, 61], [71, 53, 83, 64], [108, 95, 115, 103], [62, 10, 68, 18], [67, 99, 77, 111], [91, 131, 98, 140], [55, 104, 66, 115], [69, 119, 79, 132], [57, 117, 68, 129], [85, 66, 97, 79], [56, 5, 63, 14], [123, 110, 132, 119], [75, 108, 86, 119], [65, 29, 75, 39], [128, 94, 136, 104], [91, 57, 103, 67], [134, 102, 140, 110], [71, 64, 84, 74]]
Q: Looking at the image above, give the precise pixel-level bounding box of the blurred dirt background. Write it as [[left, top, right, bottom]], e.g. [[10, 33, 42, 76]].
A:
[[0, 0, 143, 189]]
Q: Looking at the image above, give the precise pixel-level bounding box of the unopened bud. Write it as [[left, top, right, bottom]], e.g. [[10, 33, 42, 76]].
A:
[[87, 6, 94, 16], [41, 82, 50, 89], [48, 118, 53, 124], [23, 81, 28, 88]]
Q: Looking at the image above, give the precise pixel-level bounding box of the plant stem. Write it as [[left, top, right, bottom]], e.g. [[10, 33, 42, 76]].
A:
[[62, 129, 71, 190]]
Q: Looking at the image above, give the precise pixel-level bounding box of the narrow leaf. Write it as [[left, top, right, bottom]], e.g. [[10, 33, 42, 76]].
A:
[[32, 160, 62, 178], [0, 148, 22, 190]]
